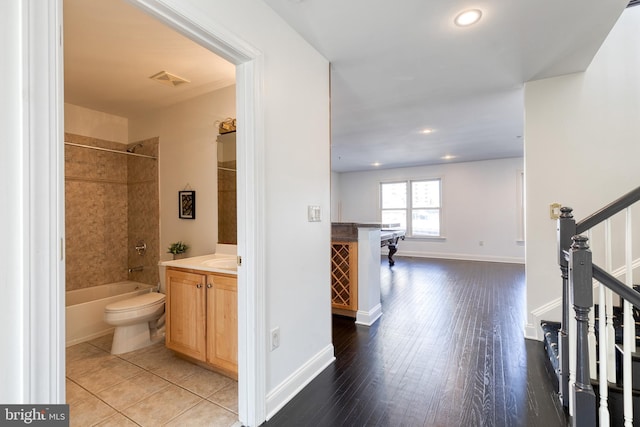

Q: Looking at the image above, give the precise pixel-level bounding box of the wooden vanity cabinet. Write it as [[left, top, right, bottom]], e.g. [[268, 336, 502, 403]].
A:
[[206, 274, 238, 374], [165, 267, 237, 378], [165, 269, 207, 360]]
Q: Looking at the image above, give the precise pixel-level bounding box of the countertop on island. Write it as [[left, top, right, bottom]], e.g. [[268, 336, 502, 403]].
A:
[[160, 254, 238, 275], [331, 222, 402, 241]]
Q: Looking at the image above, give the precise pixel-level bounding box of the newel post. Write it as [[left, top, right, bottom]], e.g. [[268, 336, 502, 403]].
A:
[[570, 235, 596, 427], [558, 206, 576, 408]]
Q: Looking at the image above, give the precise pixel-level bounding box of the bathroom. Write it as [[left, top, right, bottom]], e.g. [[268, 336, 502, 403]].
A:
[[65, 85, 237, 280], [64, 0, 237, 335], [64, 0, 240, 423], [64, 96, 239, 424]]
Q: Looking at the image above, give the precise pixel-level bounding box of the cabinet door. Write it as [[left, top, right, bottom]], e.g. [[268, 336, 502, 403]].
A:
[[166, 268, 207, 361], [206, 274, 238, 375], [331, 241, 358, 311]]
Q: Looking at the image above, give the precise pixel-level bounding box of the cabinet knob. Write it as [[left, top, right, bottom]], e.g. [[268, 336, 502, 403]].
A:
[[207, 283, 212, 288], [196, 283, 203, 289]]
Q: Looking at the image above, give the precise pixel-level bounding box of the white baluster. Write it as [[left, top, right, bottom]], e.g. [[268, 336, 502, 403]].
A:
[[605, 219, 616, 382], [599, 281, 610, 427], [624, 208, 633, 427], [588, 308, 597, 379], [569, 275, 576, 418]]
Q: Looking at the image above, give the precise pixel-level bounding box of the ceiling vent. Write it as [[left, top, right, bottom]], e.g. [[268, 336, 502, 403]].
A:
[[628, 0, 640, 7], [149, 70, 190, 87]]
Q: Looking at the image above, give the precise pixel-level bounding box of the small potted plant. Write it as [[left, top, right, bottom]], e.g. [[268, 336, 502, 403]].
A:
[[168, 241, 189, 260]]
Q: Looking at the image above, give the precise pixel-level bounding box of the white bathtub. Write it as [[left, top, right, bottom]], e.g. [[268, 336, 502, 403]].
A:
[[66, 281, 155, 347]]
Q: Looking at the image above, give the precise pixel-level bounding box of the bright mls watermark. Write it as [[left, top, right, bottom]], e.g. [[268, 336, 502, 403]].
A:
[[1, 405, 69, 426]]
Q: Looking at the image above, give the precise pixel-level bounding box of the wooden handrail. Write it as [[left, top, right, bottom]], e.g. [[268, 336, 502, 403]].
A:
[[576, 186, 640, 234], [592, 264, 640, 307]]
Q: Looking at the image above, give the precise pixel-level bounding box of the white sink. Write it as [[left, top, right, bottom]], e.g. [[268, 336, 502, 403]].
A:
[[160, 254, 238, 274], [203, 258, 238, 271]]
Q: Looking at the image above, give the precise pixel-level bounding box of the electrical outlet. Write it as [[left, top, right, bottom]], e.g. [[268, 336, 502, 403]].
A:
[[271, 327, 280, 351]]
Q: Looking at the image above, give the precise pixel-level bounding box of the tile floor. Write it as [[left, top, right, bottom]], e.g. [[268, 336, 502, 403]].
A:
[[66, 334, 238, 426]]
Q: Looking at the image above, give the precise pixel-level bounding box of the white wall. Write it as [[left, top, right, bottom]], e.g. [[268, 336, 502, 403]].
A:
[[524, 6, 640, 338], [331, 170, 341, 221], [64, 103, 128, 143], [1, 0, 28, 402], [337, 157, 525, 263], [1, 0, 65, 403], [157, 0, 332, 419], [129, 85, 236, 260]]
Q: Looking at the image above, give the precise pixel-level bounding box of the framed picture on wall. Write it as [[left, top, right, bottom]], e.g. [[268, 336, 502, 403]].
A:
[[179, 190, 196, 219]]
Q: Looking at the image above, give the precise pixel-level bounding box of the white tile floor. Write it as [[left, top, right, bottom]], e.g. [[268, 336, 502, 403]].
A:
[[66, 334, 238, 426]]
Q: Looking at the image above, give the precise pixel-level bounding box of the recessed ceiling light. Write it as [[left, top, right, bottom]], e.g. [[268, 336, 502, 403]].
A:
[[441, 155, 457, 160], [454, 9, 482, 27], [372, 162, 382, 167], [421, 129, 434, 134]]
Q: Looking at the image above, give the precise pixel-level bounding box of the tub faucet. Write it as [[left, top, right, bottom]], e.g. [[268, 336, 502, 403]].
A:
[[135, 240, 147, 256]]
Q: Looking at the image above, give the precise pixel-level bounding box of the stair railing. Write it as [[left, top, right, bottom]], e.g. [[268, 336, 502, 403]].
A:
[[558, 186, 640, 427]]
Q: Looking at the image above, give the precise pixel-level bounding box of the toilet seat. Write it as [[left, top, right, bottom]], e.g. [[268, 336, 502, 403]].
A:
[[105, 292, 165, 313], [104, 292, 165, 325]]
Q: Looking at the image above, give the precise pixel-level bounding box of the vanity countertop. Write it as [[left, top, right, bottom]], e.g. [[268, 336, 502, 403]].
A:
[[160, 254, 238, 275]]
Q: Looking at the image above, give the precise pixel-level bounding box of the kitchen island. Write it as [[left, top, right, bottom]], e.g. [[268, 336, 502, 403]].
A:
[[331, 222, 404, 326]]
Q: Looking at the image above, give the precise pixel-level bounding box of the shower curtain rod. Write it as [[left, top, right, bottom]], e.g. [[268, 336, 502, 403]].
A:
[[64, 141, 157, 160]]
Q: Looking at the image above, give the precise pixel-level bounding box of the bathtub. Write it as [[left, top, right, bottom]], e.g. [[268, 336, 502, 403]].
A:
[[66, 281, 155, 347]]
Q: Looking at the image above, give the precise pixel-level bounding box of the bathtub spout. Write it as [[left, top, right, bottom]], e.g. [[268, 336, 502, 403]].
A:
[[128, 266, 143, 273]]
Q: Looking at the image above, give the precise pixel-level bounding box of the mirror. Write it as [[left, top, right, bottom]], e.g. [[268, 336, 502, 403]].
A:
[[217, 131, 237, 244]]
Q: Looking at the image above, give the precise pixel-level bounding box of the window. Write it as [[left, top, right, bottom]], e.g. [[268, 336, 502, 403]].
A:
[[380, 182, 407, 230], [381, 179, 442, 237]]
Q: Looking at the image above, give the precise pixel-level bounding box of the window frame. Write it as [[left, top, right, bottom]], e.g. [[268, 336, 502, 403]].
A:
[[380, 178, 443, 238]]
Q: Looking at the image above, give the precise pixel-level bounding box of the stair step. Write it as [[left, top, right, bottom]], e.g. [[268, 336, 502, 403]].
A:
[[540, 320, 561, 388], [615, 344, 640, 390], [539, 318, 640, 391], [594, 304, 640, 346], [593, 379, 640, 427]]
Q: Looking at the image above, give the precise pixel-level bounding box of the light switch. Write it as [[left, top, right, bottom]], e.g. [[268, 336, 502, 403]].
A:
[[550, 203, 561, 219], [308, 205, 321, 222]]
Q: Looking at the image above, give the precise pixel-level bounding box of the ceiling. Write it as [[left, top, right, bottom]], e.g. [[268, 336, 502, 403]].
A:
[[63, 0, 235, 119], [263, 0, 629, 172], [64, 0, 629, 172]]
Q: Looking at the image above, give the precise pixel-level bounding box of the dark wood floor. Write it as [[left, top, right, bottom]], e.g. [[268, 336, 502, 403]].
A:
[[264, 257, 567, 427]]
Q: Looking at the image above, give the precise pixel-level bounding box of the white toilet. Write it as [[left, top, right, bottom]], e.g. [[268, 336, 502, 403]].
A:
[[104, 292, 166, 355]]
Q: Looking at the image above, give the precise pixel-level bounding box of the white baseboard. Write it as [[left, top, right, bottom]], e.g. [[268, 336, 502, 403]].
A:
[[525, 322, 541, 341], [388, 249, 524, 265], [265, 344, 335, 420], [356, 304, 383, 326]]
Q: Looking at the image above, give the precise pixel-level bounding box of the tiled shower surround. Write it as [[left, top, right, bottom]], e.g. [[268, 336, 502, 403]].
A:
[[65, 133, 159, 291]]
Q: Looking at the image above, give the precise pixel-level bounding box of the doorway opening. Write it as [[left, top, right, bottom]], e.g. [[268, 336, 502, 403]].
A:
[[61, 0, 265, 424]]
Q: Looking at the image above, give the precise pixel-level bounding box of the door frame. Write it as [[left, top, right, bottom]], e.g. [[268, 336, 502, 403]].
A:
[[126, 2, 267, 424], [27, 0, 267, 424]]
